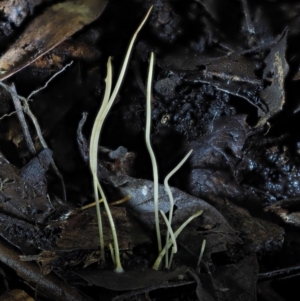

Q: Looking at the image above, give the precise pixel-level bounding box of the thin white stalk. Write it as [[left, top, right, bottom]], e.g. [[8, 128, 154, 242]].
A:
[[159, 210, 177, 253], [152, 210, 203, 270], [168, 248, 175, 270], [197, 239, 206, 271], [90, 57, 124, 272], [89, 57, 112, 262], [145, 52, 162, 253], [164, 150, 193, 268], [27, 61, 73, 99], [89, 7, 153, 272], [109, 243, 116, 266], [107, 6, 153, 109], [97, 181, 124, 273]]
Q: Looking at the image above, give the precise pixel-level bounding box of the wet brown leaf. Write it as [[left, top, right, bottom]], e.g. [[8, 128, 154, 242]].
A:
[[54, 207, 131, 251], [0, 152, 52, 223], [0, 0, 42, 28], [77, 265, 188, 291], [208, 196, 284, 253], [214, 256, 259, 301], [0, 0, 107, 81], [265, 198, 300, 227], [187, 115, 250, 202], [110, 173, 241, 260], [0, 213, 39, 254], [0, 240, 92, 301], [15, 206, 131, 274], [159, 51, 263, 111], [258, 29, 289, 124], [0, 289, 34, 301], [32, 40, 101, 70]]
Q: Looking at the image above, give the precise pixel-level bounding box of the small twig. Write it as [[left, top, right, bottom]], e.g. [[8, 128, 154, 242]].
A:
[[77, 112, 89, 163], [258, 265, 300, 282], [10, 83, 36, 155], [183, 76, 266, 113], [27, 61, 73, 100], [0, 82, 28, 103], [78, 195, 131, 211], [0, 111, 16, 120], [22, 101, 67, 201], [0, 80, 67, 201]]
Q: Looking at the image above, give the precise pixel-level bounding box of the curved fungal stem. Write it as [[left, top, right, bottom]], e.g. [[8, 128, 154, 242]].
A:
[[89, 6, 153, 272], [196, 239, 206, 273], [145, 51, 162, 253], [163, 150, 193, 268], [89, 57, 113, 262], [160, 210, 177, 254], [153, 210, 203, 270]]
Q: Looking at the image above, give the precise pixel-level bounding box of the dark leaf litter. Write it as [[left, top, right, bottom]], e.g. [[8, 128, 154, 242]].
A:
[[0, 0, 299, 300]]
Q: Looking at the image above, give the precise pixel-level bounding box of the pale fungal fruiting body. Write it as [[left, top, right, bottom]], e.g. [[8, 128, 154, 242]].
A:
[[197, 239, 206, 273], [89, 57, 112, 263], [89, 6, 153, 272], [152, 210, 204, 270], [145, 52, 162, 253], [90, 6, 201, 272], [163, 149, 193, 268], [145, 52, 202, 270]]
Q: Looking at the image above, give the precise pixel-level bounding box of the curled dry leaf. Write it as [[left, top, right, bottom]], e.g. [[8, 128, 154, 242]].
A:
[[0, 0, 107, 81]]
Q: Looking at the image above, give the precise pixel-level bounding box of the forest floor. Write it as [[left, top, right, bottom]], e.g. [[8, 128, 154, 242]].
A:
[[0, 0, 299, 300]]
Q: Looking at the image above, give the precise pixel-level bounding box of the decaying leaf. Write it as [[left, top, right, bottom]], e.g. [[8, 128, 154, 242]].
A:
[[109, 173, 241, 260], [207, 196, 284, 253], [76, 265, 188, 291], [0, 152, 52, 223], [159, 50, 263, 111], [184, 115, 284, 252], [214, 256, 259, 301], [0, 240, 92, 301], [0, 289, 34, 301], [0, 213, 40, 255], [258, 29, 289, 124], [20, 148, 53, 196], [32, 39, 101, 70], [0, 0, 107, 81], [187, 115, 250, 202], [53, 207, 131, 251], [0, 0, 42, 29], [0, 205, 131, 274], [265, 198, 300, 227]]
